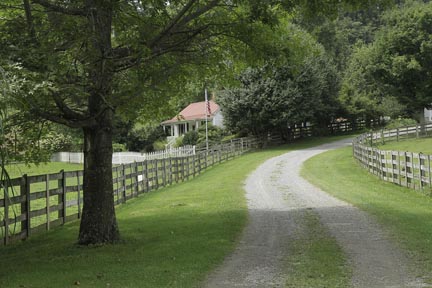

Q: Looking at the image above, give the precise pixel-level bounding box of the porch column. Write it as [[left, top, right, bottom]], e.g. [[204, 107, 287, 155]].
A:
[[174, 124, 179, 137]]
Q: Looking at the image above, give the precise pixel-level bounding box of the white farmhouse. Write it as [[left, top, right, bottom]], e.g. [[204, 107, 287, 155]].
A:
[[161, 100, 224, 143]]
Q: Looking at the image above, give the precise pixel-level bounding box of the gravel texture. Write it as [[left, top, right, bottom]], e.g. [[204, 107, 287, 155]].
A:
[[204, 138, 426, 288]]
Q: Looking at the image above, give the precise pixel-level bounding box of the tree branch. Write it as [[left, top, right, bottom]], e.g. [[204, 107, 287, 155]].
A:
[[23, 0, 36, 39], [51, 92, 87, 121], [148, 0, 198, 48], [149, 0, 220, 49], [31, 0, 86, 16], [34, 109, 97, 128]]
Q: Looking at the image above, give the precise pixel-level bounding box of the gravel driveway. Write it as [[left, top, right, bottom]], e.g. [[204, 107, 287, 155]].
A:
[[204, 138, 425, 288]]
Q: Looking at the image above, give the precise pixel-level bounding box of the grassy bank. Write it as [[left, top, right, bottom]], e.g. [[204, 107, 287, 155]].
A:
[[4, 162, 82, 178], [0, 135, 351, 288], [302, 146, 432, 284], [377, 137, 432, 154]]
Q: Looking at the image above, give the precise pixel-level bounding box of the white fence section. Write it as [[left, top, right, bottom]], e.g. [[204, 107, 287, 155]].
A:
[[51, 145, 196, 164]]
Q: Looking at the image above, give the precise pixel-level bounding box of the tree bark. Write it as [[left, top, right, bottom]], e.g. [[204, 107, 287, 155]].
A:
[[78, 0, 119, 245], [78, 112, 119, 244]]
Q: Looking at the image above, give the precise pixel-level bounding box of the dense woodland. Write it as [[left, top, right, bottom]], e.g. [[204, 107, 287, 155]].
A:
[[0, 0, 431, 244]]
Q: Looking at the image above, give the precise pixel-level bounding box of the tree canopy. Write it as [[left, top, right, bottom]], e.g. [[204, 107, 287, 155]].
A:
[[340, 1, 432, 124], [219, 50, 339, 140], [0, 0, 392, 244]]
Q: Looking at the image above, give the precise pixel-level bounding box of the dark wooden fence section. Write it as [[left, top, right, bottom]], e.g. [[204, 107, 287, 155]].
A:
[[353, 123, 432, 191], [0, 137, 258, 245]]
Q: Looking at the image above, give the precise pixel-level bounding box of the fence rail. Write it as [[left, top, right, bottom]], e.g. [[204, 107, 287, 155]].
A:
[[352, 123, 432, 191], [0, 137, 258, 245], [51, 145, 196, 164]]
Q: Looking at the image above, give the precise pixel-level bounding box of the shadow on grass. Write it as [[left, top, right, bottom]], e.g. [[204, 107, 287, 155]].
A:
[[0, 206, 245, 288], [0, 134, 357, 288]]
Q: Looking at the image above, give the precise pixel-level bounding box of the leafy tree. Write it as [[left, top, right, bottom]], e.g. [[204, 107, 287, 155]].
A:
[[0, 0, 384, 244], [339, 44, 392, 124], [220, 52, 340, 140], [127, 125, 166, 152], [296, 1, 393, 71], [369, 1, 432, 124], [197, 123, 223, 146]]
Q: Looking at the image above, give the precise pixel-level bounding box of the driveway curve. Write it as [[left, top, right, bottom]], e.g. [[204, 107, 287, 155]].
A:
[[204, 138, 424, 288]]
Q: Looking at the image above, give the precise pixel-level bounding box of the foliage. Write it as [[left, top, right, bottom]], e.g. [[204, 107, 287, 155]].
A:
[[384, 118, 417, 130], [342, 1, 432, 123], [339, 44, 396, 121], [182, 130, 199, 146], [297, 1, 394, 71], [220, 52, 340, 138], [181, 124, 225, 148], [174, 136, 184, 148], [0, 65, 58, 163], [112, 143, 127, 152], [126, 125, 166, 152], [222, 134, 239, 142], [0, 0, 388, 244], [197, 123, 224, 146], [152, 139, 167, 151]]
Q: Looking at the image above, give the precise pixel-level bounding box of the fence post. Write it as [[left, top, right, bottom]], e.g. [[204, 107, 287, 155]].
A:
[[155, 159, 159, 189], [133, 162, 139, 196], [398, 151, 402, 186], [405, 152, 409, 187], [181, 157, 185, 181], [192, 154, 196, 177], [162, 159, 167, 187], [76, 172, 81, 219], [144, 160, 149, 192], [4, 185, 9, 245], [396, 128, 399, 142], [419, 153, 424, 190], [416, 125, 419, 138], [122, 164, 126, 202], [46, 174, 50, 230], [20, 174, 31, 237], [58, 170, 66, 224], [429, 155, 432, 189], [168, 158, 173, 185]]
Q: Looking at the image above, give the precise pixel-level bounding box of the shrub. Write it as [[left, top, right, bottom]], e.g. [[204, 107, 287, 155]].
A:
[[182, 131, 199, 146], [153, 139, 167, 151], [113, 143, 127, 152], [385, 118, 417, 129], [174, 136, 184, 148]]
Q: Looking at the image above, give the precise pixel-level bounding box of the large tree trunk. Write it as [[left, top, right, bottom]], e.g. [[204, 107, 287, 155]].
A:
[[78, 0, 119, 245], [78, 111, 120, 244]]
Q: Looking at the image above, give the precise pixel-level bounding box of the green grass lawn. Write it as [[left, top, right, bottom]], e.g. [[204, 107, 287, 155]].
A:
[[302, 146, 432, 284], [0, 135, 352, 288], [4, 162, 82, 178], [377, 137, 432, 154]]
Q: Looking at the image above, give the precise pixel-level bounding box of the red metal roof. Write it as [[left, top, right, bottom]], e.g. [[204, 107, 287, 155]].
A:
[[162, 101, 220, 124]]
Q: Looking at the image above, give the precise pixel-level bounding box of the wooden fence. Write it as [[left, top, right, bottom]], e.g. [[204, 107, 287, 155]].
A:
[[0, 137, 258, 245], [352, 123, 432, 191]]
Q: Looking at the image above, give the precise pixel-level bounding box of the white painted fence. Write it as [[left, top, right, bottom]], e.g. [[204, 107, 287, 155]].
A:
[[51, 145, 196, 164]]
